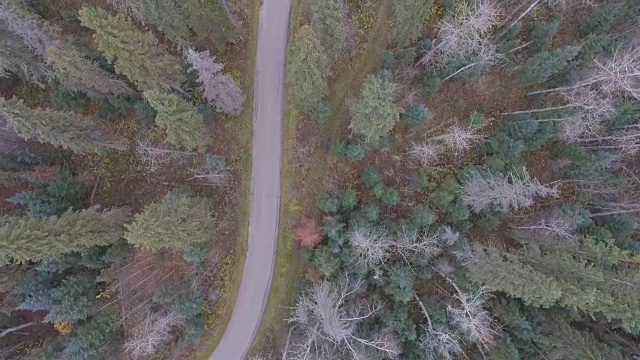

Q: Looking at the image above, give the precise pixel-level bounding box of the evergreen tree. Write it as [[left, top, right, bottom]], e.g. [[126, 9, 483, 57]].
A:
[[350, 73, 399, 142], [46, 46, 133, 98], [528, 17, 560, 55], [391, 0, 433, 47], [143, 89, 210, 151], [62, 313, 121, 360], [10, 173, 88, 217], [288, 25, 330, 112], [141, 0, 190, 42], [0, 207, 129, 263], [518, 46, 580, 85], [0, 97, 129, 154], [124, 188, 214, 251], [184, 0, 236, 43], [78, 6, 184, 90], [310, 0, 346, 60]]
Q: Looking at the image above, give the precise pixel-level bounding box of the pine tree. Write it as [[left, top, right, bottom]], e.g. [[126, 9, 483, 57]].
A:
[[349, 73, 399, 142], [62, 313, 121, 360], [288, 25, 330, 112], [390, 0, 433, 47], [124, 188, 214, 251], [0, 207, 129, 263], [0, 97, 129, 154], [78, 6, 184, 90], [46, 46, 133, 98], [141, 0, 190, 42], [310, 0, 346, 60], [518, 45, 580, 85], [143, 89, 210, 151], [184, 0, 236, 43], [186, 48, 244, 116]]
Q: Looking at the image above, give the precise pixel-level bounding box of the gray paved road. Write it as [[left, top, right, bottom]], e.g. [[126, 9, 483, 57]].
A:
[[209, 0, 291, 359]]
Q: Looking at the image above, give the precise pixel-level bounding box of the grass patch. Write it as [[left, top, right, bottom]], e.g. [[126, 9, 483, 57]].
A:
[[249, 0, 392, 356], [193, 1, 260, 358]]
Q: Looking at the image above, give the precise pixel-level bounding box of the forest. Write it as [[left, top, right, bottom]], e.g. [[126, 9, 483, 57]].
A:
[[250, 0, 640, 359], [0, 0, 253, 359]]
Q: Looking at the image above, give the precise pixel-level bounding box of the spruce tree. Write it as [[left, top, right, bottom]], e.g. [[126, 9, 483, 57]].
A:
[[349, 73, 399, 142], [288, 25, 330, 112], [0, 97, 129, 154], [141, 0, 190, 42], [78, 6, 184, 90], [0, 207, 129, 263], [518, 45, 580, 85], [124, 188, 214, 251], [46, 46, 133, 98], [143, 89, 210, 151], [184, 0, 236, 43], [310, 0, 346, 61], [62, 312, 121, 360], [390, 0, 433, 47]]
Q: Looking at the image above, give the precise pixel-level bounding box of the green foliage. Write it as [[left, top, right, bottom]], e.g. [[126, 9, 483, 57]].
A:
[[0, 97, 128, 154], [311, 99, 331, 123], [78, 6, 184, 90], [0, 207, 128, 263], [183, 242, 209, 264], [178, 313, 206, 346], [46, 46, 133, 98], [380, 187, 400, 206], [143, 89, 210, 151], [310, 0, 345, 60], [312, 245, 339, 278], [141, 0, 190, 42], [467, 111, 486, 130], [361, 166, 381, 190], [345, 143, 366, 162], [384, 265, 415, 303], [498, 23, 521, 59], [580, 5, 618, 36], [341, 189, 358, 212], [62, 313, 120, 360], [125, 188, 213, 251], [390, 0, 433, 47], [318, 193, 340, 213], [184, 0, 237, 44], [10, 173, 88, 217], [401, 105, 428, 128], [398, 47, 417, 65], [381, 50, 395, 71], [411, 206, 435, 227], [518, 46, 580, 85], [289, 25, 330, 112], [528, 17, 559, 55], [422, 74, 441, 96], [349, 74, 399, 142]]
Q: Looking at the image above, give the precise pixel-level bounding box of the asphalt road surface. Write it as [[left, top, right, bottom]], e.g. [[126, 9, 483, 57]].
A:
[[209, 0, 291, 359]]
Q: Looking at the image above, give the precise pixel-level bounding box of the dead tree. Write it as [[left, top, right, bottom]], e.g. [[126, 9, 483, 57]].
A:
[[286, 277, 400, 360], [409, 125, 485, 166], [135, 140, 196, 172], [124, 309, 185, 358], [446, 281, 498, 351], [460, 168, 558, 213]]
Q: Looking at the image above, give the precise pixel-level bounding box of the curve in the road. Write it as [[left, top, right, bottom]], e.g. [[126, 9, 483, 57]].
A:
[[209, 0, 291, 359]]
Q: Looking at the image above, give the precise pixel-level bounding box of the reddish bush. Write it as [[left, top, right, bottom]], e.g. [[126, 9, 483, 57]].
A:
[[294, 218, 322, 248]]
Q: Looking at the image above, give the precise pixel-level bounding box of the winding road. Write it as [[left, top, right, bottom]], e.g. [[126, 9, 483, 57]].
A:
[[209, 0, 291, 359]]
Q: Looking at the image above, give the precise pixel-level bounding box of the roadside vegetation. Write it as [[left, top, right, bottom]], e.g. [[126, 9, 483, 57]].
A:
[[253, 0, 640, 359], [0, 0, 255, 359]]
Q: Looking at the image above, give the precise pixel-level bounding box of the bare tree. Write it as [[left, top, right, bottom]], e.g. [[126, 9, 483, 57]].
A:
[[188, 165, 228, 186], [0, 5, 60, 56], [420, 1, 501, 69], [124, 309, 185, 358], [286, 277, 400, 360], [135, 140, 196, 172], [460, 168, 558, 213], [447, 281, 498, 350], [349, 226, 441, 269], [409, 125, 484, 166], [415, 294, 464, 360], [514, 206, 585, 243], [529, 44, 640, 99], [186, 48, 245, 116]]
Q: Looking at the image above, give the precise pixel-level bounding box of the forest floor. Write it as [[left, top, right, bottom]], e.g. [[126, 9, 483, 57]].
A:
[[249, 0, 393, 356]]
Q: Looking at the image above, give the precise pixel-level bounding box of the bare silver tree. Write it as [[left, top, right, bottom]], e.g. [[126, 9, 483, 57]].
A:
[[408, 125, 484, 166], [0, 5, 60, 56], [286, 277, 400, 360], [460, 168, 558, 213], [447, 281, 498, 350], [415, 293, 464, 360], [186, 48, 245, 116], [420, 1, 501, 69], [514, 206, 586, 243], [135, 140, 196, 172], [124, 309, 185, 358], [408, 142, 442, 166]]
